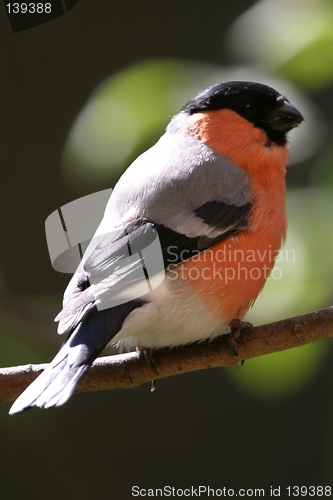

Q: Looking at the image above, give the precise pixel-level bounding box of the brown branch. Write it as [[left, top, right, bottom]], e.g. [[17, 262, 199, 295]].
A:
[[1, 307, 333, 403]]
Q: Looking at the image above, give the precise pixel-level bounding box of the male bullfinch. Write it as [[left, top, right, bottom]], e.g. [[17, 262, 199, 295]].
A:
[[9, 81, 303, 414]]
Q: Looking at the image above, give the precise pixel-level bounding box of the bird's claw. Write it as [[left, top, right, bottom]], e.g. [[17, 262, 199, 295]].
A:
[[136, 346, 158, 391], [228, 319, 252, 357]]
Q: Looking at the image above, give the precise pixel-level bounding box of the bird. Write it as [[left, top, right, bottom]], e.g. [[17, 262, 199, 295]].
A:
[[9, 81, 303, 414]]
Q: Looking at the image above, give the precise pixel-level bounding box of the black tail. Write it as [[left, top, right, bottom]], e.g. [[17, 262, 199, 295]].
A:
[[9, 300, 142, 414]]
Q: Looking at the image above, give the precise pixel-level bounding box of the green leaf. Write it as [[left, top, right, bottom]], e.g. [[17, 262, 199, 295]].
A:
[[227, 341, 328, 399]]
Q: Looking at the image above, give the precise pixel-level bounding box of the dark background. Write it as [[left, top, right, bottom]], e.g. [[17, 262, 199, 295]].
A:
[[1, 1, 333, 498]]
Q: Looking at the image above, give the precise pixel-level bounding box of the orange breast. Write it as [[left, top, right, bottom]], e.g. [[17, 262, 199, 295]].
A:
[[181, 109, 288, 322]]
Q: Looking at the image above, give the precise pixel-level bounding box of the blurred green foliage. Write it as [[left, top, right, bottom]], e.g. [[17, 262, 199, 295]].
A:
[[61, 59, 249, 191], [227, 341, 328, 398], [227, 0, 333, 91], [0, 330, 45, 367]]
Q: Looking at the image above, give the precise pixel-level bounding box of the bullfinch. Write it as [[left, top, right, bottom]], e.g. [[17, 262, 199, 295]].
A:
[[9, 81, 303, 414]]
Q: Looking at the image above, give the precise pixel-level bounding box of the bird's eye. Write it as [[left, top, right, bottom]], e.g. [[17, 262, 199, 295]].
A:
[[240, 103, 256, 117]]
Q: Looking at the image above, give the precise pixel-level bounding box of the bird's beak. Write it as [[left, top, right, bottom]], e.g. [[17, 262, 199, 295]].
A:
[[269, 98, 304, 133]]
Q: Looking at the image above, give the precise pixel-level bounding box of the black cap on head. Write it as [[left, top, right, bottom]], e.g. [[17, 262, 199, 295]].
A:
[[182, 81, 304, 145]]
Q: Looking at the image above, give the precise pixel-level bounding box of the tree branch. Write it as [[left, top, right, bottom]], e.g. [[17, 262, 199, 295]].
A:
[[1, 307, 333, 404]]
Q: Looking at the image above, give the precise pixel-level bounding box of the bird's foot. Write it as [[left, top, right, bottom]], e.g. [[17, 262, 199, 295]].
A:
[[228, 319, 252, 357], [136, 346, 158, 391]]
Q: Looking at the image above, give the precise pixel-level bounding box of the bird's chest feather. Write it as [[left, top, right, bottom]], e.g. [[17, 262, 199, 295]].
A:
[[182, 110, 288, 320]]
